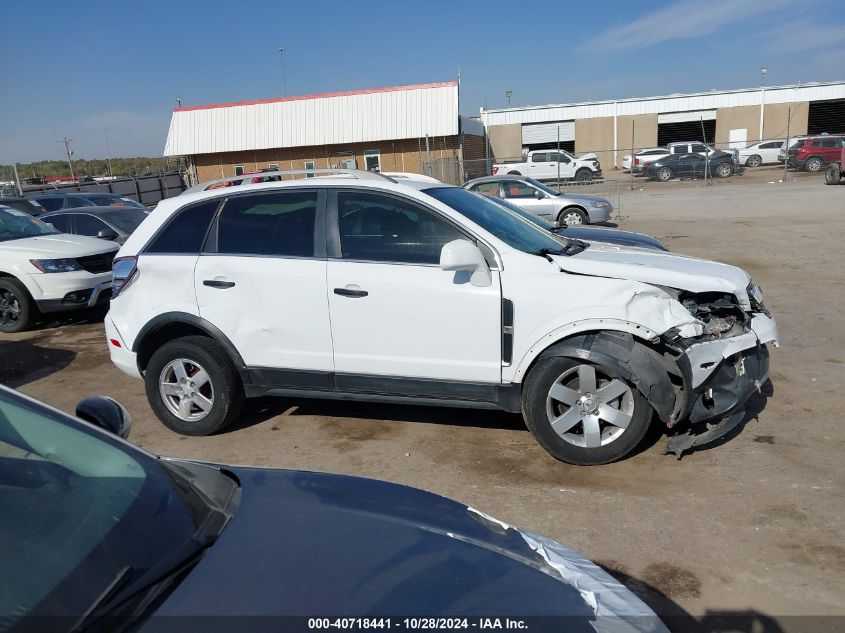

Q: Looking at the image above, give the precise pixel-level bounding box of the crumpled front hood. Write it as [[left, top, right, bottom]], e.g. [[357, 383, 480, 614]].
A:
[[552, 243, 751, 300], [152, 466, 663, 631], [0, 233, 118, 259]]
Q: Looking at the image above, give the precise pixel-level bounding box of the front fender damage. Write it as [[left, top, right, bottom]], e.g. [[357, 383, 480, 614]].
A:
[[538, 330, 679, 425]]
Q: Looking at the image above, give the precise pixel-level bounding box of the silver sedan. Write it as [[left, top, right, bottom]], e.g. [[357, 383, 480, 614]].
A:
[[464, 175, 612, 225]]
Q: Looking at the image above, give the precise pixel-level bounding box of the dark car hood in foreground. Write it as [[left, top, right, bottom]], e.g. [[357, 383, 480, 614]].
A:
[[558, 226, 667, 251], [150, 464, 663, 630]]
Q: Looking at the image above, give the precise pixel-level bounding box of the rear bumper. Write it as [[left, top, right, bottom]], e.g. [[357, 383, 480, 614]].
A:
[[105, 315, 142, 379]]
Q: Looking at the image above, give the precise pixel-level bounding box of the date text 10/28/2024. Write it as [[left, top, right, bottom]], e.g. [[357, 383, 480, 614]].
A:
[[308, 618, 528, 630]]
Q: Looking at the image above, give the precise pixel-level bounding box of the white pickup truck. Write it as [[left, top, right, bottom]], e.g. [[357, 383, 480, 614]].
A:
[[492, 150, 601, 182]]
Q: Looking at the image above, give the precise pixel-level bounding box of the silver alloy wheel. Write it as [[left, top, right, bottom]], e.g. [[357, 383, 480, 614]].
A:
[[746, 155, 762, 168], [0, 289, 21, 328], [716, 163, 732, 177], [562, 210, 584, 225], [159, 358, 214, 422], [545, 364, 635, 448], [657, 167, 672, 181], [806, 157, 823, 172]]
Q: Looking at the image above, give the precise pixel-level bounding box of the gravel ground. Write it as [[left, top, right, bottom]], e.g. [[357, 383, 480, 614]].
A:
[[2, 171, 843, 630]]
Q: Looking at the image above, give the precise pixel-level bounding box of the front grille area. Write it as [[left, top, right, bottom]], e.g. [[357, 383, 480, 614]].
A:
[[76, 251, 116, 274]]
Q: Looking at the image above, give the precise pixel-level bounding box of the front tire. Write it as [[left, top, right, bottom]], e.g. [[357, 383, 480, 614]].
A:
[[805, 156, 824, 172], [715, 162, 734, 178], [745, 154, 762, 168], [145, 335, 244, 435], [0, 278, 35, 333], [558, 207, 587, 226], [575, 168, 593, 182], [522, 356, 652, 465]]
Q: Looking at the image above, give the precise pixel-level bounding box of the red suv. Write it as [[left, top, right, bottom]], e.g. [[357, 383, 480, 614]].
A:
[[788, 135, 845, 172]]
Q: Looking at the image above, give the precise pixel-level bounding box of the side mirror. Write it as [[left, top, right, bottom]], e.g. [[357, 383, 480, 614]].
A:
[[439, 239, 492, 287], [97, 228, 119, 240], [76, 397, 133, 439], [534, 190, 544, 199]]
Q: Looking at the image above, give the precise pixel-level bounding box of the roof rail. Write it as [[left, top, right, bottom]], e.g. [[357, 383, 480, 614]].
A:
[[183, 168, 395, 194]]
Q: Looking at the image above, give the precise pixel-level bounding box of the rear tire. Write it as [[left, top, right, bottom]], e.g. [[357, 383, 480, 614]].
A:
[[145, 335, 244, 436], [558, 207, 588, 226], [522, 356, 652, 465], [805, 156, 824, 172], [825, 164, 841, 185], [745, 154, 762, 168], [656, 167, 673, 182], [0, 278, 36, 333]]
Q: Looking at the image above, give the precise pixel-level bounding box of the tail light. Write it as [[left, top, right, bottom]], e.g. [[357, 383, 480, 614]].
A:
[[491, 166, 499, 175], [111, 256, 138, 298]]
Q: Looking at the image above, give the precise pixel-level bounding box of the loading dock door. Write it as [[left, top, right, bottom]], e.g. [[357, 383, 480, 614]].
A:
[[522, 121, 574, 145], [657, 110, 717, 146], [729, 128, 748, 149], [807, 99, 845, 135]]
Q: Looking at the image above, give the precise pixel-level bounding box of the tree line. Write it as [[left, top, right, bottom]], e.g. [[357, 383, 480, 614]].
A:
[[2, 156, 186, 179]]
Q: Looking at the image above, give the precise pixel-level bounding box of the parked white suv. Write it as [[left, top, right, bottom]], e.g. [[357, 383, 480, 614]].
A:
[[106, 171, 778, 465], [0, 206, 117, 332]]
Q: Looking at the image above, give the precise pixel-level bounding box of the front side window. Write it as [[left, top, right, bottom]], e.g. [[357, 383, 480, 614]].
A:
[[691, 144, 707, 153], [502, 181, 537, 199], [216, 191, 317, 257], [471, 182, 501, 196], [821, 138, 837, 148], [671, 145, 686, 154], [75, 214, 109, 236], [145, 200, 219, 254], [337, 191, 464, 265], [43, 213, 71, 233]]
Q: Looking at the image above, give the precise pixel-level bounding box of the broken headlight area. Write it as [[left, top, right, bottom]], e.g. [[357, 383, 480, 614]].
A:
[[678, 291, 748, 339]]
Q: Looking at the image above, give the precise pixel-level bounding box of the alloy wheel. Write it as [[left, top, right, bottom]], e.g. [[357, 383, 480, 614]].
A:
[[0, 289, 21, 328], [159, 358, 215, 422], [545, 364, 635, 448]]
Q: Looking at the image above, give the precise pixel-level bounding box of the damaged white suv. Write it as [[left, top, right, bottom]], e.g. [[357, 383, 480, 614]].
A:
[[106, 170, 778, 465]]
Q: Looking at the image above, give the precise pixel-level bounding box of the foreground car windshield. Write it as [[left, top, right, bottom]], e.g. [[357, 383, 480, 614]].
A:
[[425, 187, 568, 254], [0, 208, 59, 241], [0, 389, 230, 624]]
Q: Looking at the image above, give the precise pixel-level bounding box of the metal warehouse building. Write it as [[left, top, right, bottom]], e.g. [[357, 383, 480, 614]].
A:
[[480, 81, 845, 169], [164, 80, 487, 184]]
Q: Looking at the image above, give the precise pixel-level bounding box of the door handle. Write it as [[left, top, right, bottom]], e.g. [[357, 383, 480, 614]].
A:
[[203, 279, 236, 289], [334, 287, 368, 298]]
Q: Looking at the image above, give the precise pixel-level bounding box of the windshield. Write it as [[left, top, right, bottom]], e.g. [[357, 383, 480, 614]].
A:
[[99, 209, 146, 234], [0, 208, 60, 242], [86, 195, 146, 209], [0, 388, 230, 624], [425, 187, 569, 254]]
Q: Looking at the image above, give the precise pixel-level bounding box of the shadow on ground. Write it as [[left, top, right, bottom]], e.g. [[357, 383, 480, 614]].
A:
[[0, 339, 76, 388]]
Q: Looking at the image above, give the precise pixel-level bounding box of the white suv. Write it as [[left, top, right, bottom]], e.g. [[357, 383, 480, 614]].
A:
[[106, 170, 778, 465], [0, 206, 117, 332]]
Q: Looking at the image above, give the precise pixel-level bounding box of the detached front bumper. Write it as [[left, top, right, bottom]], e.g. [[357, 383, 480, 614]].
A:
[[668, 314, 779, 457]]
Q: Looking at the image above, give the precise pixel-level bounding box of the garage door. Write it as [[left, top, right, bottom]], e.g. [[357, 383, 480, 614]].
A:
[[522, 121, 575, 145], [658, 110, 717, 124]]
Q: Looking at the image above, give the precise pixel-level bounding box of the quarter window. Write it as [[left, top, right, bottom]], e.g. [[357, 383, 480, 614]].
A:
[[337, 191, 464, 265], [146, 200, 220, 254], [216, 191, 318, 257], [502, 181, 537, 199]]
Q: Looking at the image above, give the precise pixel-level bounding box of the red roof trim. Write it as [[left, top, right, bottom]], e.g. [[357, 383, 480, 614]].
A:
[[174, 81, 458, 112]]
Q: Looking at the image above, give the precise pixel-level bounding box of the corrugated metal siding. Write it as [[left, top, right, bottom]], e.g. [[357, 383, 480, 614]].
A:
[[521, 121, 575, 144], [164, 83, 459, 156], [658, 110, 716, 124], [481, 82, 845, 126]]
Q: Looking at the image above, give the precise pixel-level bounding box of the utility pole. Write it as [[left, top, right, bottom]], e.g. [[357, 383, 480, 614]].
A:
[[104, 128, 114, 179], [58, 137, 75, 180], [759, 67, 768, 143], [12, 163, 22, 196], [277, 48, 287, 96], [505, 89, 512, 107]]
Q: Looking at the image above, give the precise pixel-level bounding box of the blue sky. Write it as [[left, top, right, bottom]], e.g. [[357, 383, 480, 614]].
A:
[[2, 0, 843, 163]]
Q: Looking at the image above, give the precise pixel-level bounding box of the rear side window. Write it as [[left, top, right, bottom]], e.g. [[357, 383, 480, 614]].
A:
[[75, 214, 108, 236], [35, 197, 63, 212], [471, 182, 501, 196], [530, 152, 548, 162], [44, 214, 71, 233], [146, 200, 219, 254], [216, 191, 318, 257], [65, 196, 91, 208]]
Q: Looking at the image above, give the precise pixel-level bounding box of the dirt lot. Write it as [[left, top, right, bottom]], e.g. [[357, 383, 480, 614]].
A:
[[2, 171, 844, 630]]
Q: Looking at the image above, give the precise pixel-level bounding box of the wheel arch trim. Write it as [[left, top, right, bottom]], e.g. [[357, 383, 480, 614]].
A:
[[525, 329, 676, 424], [132, 312, 251, 384]]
